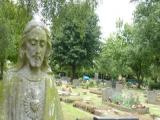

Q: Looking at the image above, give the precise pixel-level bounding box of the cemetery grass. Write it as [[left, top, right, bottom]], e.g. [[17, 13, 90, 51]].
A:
[[60, 87, 101, 120], [62, 102, 93, 120], [72, 87, 102, 106]]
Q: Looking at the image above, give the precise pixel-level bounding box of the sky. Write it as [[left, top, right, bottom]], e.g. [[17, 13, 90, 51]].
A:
[[13, 0, 137, 40], [96, 0, 137, 40]]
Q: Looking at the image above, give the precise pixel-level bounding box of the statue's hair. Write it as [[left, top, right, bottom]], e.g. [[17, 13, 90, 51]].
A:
[[17, 19, 51, 72]]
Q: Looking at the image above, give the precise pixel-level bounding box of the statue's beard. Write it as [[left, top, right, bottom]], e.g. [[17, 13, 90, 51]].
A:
[[27, 54, 44, 68]]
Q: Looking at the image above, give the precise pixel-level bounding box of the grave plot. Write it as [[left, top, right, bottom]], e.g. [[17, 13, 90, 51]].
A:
[[58, 83, 157, 120], [102, 88, 149, 114]]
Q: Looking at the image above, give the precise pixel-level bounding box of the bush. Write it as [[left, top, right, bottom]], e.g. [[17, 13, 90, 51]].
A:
[[148, 81, 160, 90]]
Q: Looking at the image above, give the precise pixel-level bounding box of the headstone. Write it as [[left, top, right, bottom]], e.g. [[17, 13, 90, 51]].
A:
[[111, 80, 116, 88], [116, 83, 123, 91], [61, 76, 70, 83], [147, 90, 160, 105], [102, 87, 122, 103], [95, 73, 99, 80], [73, 79, 80, 87], [4, 20, 63, 120], [105, 81, 112, 88]]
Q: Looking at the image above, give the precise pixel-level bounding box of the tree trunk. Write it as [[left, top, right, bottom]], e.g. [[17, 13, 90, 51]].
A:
[[137, 75, 143, 89], [0, 61, 4, 80], [70, 64, 76, 84], [137, 79, 142, 89], [153, 77, 158, 83]]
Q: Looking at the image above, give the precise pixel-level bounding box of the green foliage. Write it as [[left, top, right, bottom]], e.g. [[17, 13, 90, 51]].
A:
[[17, 0, 38, 16], [18, 0, 100, 22], [97, 23, 132, 79], [148, 81, 160, 90], [0, 0, 31, 62], [51, 1, 101, 81], [98, 1, 160, 87], [0, 24, 9, 62], [0, 0, 31, 79], [133, 0, 160, 81]]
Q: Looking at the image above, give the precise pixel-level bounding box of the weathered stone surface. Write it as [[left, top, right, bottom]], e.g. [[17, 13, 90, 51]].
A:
[[93, 116, 139, 120], [147, 90, 160, 105], [4, 20, 63, 120], [102, 88, 122, 103]]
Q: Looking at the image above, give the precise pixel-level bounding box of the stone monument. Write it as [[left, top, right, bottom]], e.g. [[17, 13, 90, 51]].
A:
[[4, 20, 63, 120]]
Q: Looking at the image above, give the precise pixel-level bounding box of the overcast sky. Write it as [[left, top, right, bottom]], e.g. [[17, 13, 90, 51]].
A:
[[13, 0, 137, 40], [96, 0, 137, 40]]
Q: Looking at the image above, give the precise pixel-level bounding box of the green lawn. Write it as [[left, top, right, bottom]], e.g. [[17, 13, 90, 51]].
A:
[[62, 102, 93, 120], [71, 87, 102, 106]]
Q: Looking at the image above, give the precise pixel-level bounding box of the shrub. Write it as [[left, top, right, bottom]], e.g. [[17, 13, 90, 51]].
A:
[[148, 81, 160, 90]]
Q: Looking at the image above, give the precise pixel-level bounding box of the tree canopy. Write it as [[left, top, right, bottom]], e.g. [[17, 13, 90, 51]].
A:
[[51, 1, 101, 81], [0, 0, 31, 79]]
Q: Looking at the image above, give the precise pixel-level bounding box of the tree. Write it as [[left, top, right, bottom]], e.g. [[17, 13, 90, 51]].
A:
[[97, 33, 131, 80], [133, 0, 160, 84], [51, 2, 101, 82], [17, 0, 100, 23], [0, 0, 31, 79], [0, 23, 9, 79], [121, 23, 151, 88], [97, 19, 151, 88]]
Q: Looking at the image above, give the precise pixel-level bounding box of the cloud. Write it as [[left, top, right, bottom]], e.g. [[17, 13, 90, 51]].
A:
[[96, 0, 136, 39]]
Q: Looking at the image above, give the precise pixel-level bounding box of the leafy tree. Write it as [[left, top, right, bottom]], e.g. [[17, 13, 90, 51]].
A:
[[133, 0, 160, 84], [0, 0, 31, 79], [51, 2, 101, 82], [0, 23, 9, 79], [97, 19, 151, 88], [17, 0, 100, 22], [121, 23, 151, 88], [97, 33, 131, 80]]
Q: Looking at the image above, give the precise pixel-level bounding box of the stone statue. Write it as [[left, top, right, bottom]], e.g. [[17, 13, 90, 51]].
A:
[[4, 20, 63, 120]]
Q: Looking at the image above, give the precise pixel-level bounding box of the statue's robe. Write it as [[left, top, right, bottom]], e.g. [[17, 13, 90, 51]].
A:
[[4, 69, 63, 120]]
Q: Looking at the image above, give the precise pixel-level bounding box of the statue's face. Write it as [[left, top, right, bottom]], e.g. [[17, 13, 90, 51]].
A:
[[25, 26, 47, 68]]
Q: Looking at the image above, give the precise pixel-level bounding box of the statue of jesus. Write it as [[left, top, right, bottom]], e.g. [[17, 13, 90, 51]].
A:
[[4, 20, 63, 120]]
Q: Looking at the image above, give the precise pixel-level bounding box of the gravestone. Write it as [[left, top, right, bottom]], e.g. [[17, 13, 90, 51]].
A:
[[4, 20, 63, 120], [147, 90, 160, 105], [73, 79, 80, 87], [102, 81, 123, 102], [116, 83, 123, 91], [105, 81, 112, 88], [94, 73, 99, 80], [102, 87, 122, 103], [61, 76, 70, 84]]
